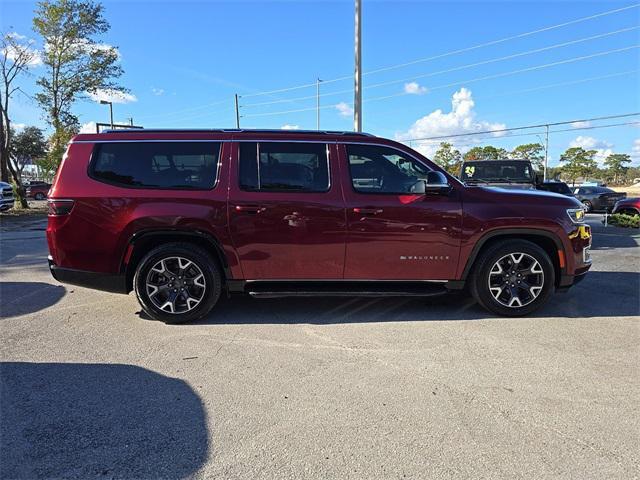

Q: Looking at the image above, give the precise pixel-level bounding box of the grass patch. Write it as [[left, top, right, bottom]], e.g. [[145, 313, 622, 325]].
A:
[[606, 213, 640, 228]]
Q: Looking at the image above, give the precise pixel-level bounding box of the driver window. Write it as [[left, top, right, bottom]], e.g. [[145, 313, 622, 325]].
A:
[[347, 144, 430, 194]]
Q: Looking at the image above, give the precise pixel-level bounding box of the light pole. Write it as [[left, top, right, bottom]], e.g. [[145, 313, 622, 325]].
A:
[[100, 100, 113, 129], [354, 0, 362, 132], [316, 78, 322, 130]]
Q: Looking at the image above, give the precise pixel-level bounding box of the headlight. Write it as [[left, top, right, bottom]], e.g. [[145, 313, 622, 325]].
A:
[[567, 208, 585, 224]]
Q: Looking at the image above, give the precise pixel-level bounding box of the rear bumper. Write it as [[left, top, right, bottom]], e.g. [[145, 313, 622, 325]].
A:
[[48, 256, 128, 294]]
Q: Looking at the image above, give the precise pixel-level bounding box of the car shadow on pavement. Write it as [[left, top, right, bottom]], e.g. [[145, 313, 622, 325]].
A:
[[182, 271, 638, 325], [0, 282, 66, 318], [589, 228, 639, 250], [0, 362, 209, 479]]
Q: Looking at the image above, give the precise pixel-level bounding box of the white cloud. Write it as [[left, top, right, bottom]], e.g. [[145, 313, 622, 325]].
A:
[[569, 135, 614, 164], [79, 121, 97, 133], [571, 121, 591, 129], [3, 32, 42, 66], [89, 88, 137, 104], [396, 88, 506, 158], [335, 102, 354, 117], [404, 81, 428, 95], [12, 123, 26, 132], [151, 87, 165, 96], [631, 139, 640, 159], [281, 124, 299, 130]]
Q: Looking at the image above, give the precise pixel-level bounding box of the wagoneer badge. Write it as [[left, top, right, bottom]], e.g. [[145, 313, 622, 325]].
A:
[[400, 255, 450, 261]]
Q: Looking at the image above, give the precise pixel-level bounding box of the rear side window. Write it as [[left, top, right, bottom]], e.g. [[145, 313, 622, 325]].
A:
[[91, 142, 220, 189], [239, 142, 329, 192]]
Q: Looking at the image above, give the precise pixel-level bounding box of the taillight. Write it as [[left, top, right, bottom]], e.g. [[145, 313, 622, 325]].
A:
[[48, 199, 74, 216]]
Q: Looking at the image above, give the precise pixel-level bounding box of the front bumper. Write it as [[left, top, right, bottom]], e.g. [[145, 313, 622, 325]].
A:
[[48, 256, 128, 294], [0, 198, 14, 211]]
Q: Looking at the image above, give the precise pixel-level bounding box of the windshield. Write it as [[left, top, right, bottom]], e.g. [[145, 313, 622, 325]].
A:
[[461, 162, 534, 183]]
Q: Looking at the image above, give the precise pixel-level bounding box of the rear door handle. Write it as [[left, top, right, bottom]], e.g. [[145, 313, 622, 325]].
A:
[[353, 207, 383, 215], [234, 205, 266, 214]]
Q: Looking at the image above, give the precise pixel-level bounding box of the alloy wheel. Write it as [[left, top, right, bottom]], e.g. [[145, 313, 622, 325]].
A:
[[146, 256, 206, 314], [487, 252, 544, 308]]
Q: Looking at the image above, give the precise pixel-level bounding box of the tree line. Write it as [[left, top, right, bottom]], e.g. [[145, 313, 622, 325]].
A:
[[432, 142, 636, 185], [1, 0, 126, 208]]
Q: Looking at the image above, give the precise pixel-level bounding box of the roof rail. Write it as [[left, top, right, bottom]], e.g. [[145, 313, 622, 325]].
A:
[[101, 128, 376, 137]]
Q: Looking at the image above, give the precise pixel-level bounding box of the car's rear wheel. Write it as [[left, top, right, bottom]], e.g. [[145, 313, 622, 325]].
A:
[[134, 242, 222, 324], [582, 200, 593, 212], [34, 192, 45, 200], [470, 240, 555, 316]]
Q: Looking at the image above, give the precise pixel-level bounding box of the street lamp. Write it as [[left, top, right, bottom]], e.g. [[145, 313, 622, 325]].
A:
[[99, 100, 113, 129]]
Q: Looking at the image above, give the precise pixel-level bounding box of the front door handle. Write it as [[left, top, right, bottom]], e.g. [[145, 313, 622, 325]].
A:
[[234, 205, 266, 214], [353, 207, 383, 215]]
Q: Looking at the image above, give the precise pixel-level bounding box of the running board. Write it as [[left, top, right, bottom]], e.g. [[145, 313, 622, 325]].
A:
[[241, 281, 450, 299]]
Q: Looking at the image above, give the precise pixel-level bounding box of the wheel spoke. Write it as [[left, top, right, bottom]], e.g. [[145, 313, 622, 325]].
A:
[[146, 256, 207, 314], [487, 252, 545, 309]]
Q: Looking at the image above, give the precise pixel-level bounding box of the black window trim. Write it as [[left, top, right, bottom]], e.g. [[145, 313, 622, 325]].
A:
[[88, 141, 222, 191], [237, 141, 332, 194], [345, 143, 436, 196]]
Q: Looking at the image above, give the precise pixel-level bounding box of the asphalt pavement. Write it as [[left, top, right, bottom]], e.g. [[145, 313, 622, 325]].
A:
[[1, 213, 638, 479]]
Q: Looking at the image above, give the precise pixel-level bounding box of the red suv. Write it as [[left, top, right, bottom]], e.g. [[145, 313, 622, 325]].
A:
[[47, 129, 592, 323]]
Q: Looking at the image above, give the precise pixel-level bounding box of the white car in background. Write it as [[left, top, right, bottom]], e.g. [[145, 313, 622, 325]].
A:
[[0, 181, 15, 212]]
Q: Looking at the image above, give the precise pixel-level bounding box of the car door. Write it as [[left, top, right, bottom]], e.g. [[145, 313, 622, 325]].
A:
[[340, 143, 462, 280], [227, 140, 346, 279]]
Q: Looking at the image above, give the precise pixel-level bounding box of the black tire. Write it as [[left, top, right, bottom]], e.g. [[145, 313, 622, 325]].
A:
[[582, 200, 593, 213], [34, 192, 45, 200], [470, 240, 555, 317], [133, 242, 222, 324]]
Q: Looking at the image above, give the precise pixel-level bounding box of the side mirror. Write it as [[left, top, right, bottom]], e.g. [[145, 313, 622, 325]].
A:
[[424, 171, 452, 195], [535, 173, 544, 186]]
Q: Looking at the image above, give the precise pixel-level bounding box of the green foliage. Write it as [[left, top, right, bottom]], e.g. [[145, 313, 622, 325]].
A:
[[603, 153, 631, 185], [10, 126, 47, 166], [607, 213, 640, 228], [463, 145, 509, 161], [559, 147, 598, 185], [432, 142, 462, 176], [510, 143, 545, 170], [33, 0, 126, 167]]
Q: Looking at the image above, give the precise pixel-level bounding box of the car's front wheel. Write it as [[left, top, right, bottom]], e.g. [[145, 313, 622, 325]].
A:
[[34, 192, 45, 200], [582, 200, 593, 212], [133, 242, 222, 324], [470, 240, 555, 316]]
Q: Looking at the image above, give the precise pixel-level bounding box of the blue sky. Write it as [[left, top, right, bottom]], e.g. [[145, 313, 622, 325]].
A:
[[2, 0, 639, 166]]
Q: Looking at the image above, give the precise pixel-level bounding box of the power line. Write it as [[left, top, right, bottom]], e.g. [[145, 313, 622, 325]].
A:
[[404, 113, 640, 142], [242, 46, 639, 118], [241, 26, 639, 108], [238, 2, 640, 99]]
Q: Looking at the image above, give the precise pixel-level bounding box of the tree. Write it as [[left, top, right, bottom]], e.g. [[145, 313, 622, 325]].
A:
[[603, 153, 631, 185], [463, 145, 508, 161], [559, 147, 598, 185], [511, 143, 545, 171], [9, 126, 47, 206], [1, 31, 38, 189], [33, 0, 126, 168], [432, 142, 462, 176]]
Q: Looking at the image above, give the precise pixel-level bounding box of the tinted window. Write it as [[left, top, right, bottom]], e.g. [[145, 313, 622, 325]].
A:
[[542, 183, 571, 195], [239, 142, 329, 192], [347, 144, 431, 194], [92, 142, 219, 189], [461, 161, 533, 182], [596, 187, 614, 193]]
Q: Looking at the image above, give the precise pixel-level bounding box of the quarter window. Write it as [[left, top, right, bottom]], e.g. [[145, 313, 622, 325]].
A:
[[91, 142, 220, 189], [239, 142, 329, 192], [347, 144, 431, 194]]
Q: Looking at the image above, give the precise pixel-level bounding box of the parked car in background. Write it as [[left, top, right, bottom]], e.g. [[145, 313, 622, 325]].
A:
[[0, 181, 15, 212], [460, 159, 539, 190], [26, 182, 51, 200], [47, 129, 592, 323], [573, 186, 626, 212], [611, 197, 640, 216], [539, 181, 574, 197]]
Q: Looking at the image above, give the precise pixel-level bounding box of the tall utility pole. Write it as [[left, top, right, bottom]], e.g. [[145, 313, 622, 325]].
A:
[[316, 78, 322, 130], [354, 0, 362, 132], [544, 124, 549, 181], [100, 100, 113, 129], [234, 94, 240, 128]]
